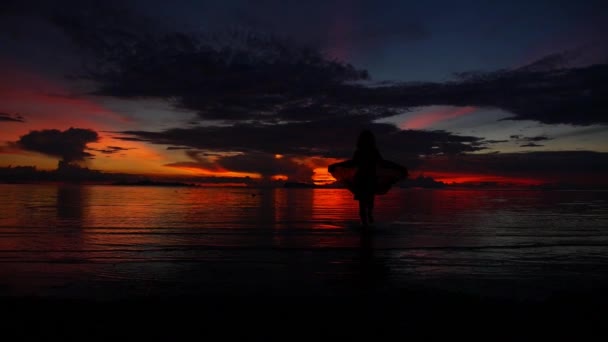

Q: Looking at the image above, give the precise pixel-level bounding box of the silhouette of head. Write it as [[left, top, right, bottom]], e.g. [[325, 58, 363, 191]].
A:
[[357, 129, 376, 150]]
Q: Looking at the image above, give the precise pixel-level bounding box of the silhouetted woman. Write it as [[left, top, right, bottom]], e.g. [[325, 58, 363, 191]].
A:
[[328, 129, 408, 228], [352, 130, 382, 226]]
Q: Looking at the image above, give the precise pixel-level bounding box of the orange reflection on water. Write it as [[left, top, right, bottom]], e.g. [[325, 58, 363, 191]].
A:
[[311, 189, 357, 228]]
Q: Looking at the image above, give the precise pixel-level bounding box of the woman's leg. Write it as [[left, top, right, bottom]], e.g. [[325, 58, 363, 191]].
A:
[[359, 199, 368, 226], [367, 195, 375, 223], [359, 193, 375, 226]]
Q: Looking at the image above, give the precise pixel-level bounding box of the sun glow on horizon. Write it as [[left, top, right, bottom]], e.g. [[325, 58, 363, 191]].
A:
[[312, 167, 336, 185], [165, 165, 261, 179], [271, 174, 288, 181], [419, 171, 542, 186]]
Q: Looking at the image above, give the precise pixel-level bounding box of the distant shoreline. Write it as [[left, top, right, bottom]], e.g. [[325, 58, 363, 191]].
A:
[[2, 166, 607, 189], [110, 180, 199, 187], [1, 181, 608, 190]]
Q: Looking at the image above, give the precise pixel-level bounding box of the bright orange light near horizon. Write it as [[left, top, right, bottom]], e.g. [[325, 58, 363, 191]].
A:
[[271, 174, 288, 181], [293, 156, 343, 185], [312, 167, 336, 185], [168, 164, 261, 179], [420, 171, 542, 186], [274, 154, 283, 159]]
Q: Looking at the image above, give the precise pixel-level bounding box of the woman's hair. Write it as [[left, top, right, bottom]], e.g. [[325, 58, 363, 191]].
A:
[[356, 129, 376, 150]]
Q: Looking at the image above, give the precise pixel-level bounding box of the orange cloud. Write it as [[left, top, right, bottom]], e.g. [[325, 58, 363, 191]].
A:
[[165, 162, 261, 179], [416, 171, 542, 186]]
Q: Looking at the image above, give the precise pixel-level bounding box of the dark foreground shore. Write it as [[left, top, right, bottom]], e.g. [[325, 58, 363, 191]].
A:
[[4, 289, 606, 341]]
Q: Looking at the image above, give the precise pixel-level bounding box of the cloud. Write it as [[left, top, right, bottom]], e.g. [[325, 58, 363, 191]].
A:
[[16, 127, 99, 162], [115, 118, 487, 179], [32, 3, 606, 182], [79, 25, 606, 127], [118, 119, 486, 159], [166, 150, 313, 181], [88, 145, 134, 154], [36, 0, 600, 129], [6, 1, 607, 128], [82, 28, 489, 165], [63, 28, 367, 124], [166, 146, 193, 150], [515, 48, 585, 72], [0, 112, 25, 122], [218, 152, 311, 180], [335, 61, 607, 126], [510, 135, 552, 147], [398, 106, 477, 130], [421, 151, 608, 182]]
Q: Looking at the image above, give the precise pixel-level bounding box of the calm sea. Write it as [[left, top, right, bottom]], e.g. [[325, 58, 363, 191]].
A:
[[1, 184, 607, 299]]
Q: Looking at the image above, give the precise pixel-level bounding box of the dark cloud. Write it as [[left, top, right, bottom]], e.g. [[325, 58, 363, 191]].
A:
[[165, 161, 222, 172], [166, 146, 193, 150], [164, 150, 310, 180], [5, 1, 607, 127], [16, 128, 98, 162], [66, 28, 367, 123], [514, 48, 584, 73], [526, 136, 550, 142], [79, 25, 606, 126], [219, 153, 311, 180], [118, 119, 486, 159], [422, 151, 608, 182], [116, 118, 486, 179], [510, 135, 552, 147], [168, 150, 224, 172], [89, 145, 134, 154], [39, 0, 600, 128], [485, 139, 509, 144], [109, 136, 148, 142], [335, 61, 607, 126], [0, 112, 25, 122]]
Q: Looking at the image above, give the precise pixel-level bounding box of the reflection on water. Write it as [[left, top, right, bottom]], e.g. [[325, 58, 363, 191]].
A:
[[0, 184, 607, 298], [56, 185, 88, 227]]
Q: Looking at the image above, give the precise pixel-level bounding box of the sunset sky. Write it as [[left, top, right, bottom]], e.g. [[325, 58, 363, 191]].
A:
[[1, 0, 607, 185]]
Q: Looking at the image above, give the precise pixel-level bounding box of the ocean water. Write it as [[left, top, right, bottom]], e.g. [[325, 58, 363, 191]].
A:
[[1, 184, 607, 299]]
